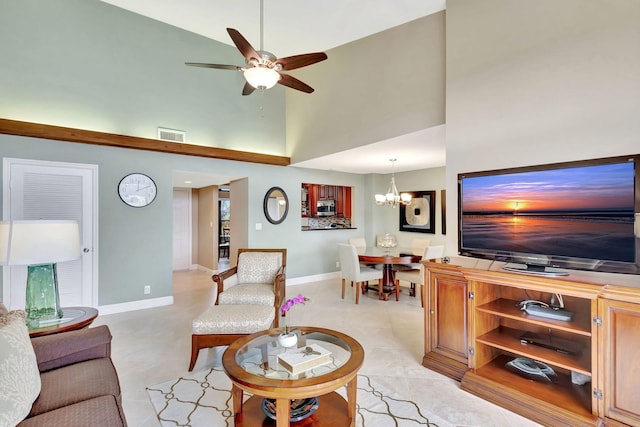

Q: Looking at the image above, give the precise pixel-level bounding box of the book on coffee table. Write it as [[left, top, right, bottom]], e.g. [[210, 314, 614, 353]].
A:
[[277, 344, 332, 374]]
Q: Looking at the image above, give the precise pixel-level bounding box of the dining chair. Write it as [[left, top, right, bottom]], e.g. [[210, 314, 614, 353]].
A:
[[411, 238, 431, 256], [338, 243, 383, 304], [394, 245, 445, 307], [348, 237, 367, 252]]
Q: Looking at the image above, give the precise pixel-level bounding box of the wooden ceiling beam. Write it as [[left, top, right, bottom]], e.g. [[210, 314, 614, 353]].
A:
[[0, 118, 290, 167]]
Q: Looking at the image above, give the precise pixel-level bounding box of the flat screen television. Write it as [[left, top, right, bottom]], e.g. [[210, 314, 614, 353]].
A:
[[458, 155, 639, 276]]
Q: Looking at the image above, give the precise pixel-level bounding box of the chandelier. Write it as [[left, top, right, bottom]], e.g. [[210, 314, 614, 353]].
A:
[[374, 159, 412, 207]]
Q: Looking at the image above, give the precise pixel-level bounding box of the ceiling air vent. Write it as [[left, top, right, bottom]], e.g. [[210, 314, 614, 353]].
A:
[[157, 127, 186, 143]]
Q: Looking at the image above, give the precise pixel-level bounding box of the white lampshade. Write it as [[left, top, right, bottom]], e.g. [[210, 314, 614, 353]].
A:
[[244, 67, 280, 89], [7, 220, 81, 265], [0, 221, 9, 265]]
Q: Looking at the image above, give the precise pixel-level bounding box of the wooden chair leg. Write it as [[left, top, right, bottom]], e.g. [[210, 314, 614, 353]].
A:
[[395, 279, 400, 301], [189, 335, 200, 372], [355, 282, 360, 304], [341, 278, 346, 299]]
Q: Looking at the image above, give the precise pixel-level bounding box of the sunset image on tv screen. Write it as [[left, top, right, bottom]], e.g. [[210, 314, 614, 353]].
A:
[[460, 161, 636, 263]]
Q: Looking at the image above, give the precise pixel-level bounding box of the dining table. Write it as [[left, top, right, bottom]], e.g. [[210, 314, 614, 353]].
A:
[[356, 247, 421, 300]]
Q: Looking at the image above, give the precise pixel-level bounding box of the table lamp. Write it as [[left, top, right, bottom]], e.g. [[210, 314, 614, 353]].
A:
[[6, 220, 81, 326]]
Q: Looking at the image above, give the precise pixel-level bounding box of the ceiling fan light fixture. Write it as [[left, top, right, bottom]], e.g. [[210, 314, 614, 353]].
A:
[[244, 66, 280, 90]]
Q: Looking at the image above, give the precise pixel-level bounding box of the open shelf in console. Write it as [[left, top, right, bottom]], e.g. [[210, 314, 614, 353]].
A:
[[462, 270, 602, 426], [476, 326, 591, 375], [476, 298, 592, 336], [474, 354, 593, 418]]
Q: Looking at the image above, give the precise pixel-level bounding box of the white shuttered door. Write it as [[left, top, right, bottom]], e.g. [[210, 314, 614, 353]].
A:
[[2, 158, 97, 310]]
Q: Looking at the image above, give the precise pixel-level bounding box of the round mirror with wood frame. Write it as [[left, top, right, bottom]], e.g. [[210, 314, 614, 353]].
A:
[[263, 186, 288, 225]]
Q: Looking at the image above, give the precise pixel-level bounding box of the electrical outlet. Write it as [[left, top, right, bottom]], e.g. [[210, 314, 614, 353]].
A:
[[336, 261, 340, 268], [144, 285, 151, 294]]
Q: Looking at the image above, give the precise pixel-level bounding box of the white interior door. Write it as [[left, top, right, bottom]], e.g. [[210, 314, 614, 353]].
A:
[[173, 188, 191, 271], [2, 157, 98, 309]]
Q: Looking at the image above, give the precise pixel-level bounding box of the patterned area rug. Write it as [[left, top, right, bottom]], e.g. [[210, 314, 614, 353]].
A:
[[147, 367, 449, 426]]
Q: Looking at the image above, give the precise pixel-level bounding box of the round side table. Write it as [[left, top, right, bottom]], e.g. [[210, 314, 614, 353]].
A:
[[28, 306, 99, 338]]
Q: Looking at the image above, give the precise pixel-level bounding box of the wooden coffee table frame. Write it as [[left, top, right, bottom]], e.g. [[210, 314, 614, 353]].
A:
[[222, 326, 364, 427]]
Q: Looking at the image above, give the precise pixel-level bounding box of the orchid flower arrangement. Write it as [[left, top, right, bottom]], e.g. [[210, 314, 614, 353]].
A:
[[280, 294, 309, 335]]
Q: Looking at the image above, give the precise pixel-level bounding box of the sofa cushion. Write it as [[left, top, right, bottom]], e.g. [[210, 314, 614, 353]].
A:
[[19, 395, 126, 427], [29, 357, 121, 417], [236, 252, 282, 284], [0, 310, 41, 427]]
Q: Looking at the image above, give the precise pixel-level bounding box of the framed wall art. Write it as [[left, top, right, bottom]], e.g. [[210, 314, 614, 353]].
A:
[[399, 191, 436, 233]]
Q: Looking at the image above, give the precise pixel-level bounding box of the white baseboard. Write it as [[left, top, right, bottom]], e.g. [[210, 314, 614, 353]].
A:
[[98, 296, 174, 316], [192, 264, 215, 274], [286, 271, 340, 286]]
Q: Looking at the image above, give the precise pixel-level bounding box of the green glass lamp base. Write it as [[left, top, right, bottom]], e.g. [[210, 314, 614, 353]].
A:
[[25, 263, 63, 327]]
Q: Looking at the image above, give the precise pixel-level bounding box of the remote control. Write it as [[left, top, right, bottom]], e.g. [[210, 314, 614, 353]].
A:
[[525, 304, 573, 321]]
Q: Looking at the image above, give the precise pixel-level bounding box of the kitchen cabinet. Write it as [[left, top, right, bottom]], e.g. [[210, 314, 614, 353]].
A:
[[423, 261, 640, 427], [308, 185, 318, 217], [302, 184, 352, 219], [335, 186, 351, 218], [319, 185, 336, 200]]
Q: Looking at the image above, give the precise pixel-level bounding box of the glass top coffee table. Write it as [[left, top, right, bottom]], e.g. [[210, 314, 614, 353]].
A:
[[222, 326, 364, 426]]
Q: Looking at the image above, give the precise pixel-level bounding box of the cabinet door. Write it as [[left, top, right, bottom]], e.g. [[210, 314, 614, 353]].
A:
[[423, 267, 469, 381], [430, 272, 468, 364], [327, 185, 336, 199], [599, 298, 640, 426], [335, 186, 344, 216], [344, 187, 352, 218], [308, 185, 318, 217]]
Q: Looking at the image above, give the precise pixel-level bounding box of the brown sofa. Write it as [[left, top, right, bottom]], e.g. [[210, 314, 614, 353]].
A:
[[18, 325, 127, 426], [18, 325, 127, 427]]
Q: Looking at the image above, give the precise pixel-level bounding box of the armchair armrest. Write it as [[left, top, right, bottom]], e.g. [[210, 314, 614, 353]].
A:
[[212, 266, 238, 304], [31, 325, 112, 373]]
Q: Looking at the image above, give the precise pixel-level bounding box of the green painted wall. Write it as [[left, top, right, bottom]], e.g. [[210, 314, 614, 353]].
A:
[[0, 0, 286, 155], [0, 134, 370, 305]]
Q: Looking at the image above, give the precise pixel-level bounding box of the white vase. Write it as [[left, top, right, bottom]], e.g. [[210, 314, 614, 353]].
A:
[[278, 332, 298, 348]]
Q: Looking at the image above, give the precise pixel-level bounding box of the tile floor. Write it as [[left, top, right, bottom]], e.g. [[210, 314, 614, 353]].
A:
[[93, 269, 541, 427]]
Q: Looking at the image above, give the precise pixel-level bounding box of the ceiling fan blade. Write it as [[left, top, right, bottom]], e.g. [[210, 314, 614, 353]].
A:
[[242, 81, 256, 96], [185, 62, 242, 71], [227, 28, 260, 62], [278, 73, 314, 93], [276, 52, 328, 71]]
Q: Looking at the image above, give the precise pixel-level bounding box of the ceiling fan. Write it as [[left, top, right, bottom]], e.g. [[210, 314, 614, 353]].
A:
[[185, 0, 328, 96]]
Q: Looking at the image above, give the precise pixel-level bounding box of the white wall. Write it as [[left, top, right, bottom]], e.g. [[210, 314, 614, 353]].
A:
[[286, 12, 446, 163], [445, 0, 640, 258]]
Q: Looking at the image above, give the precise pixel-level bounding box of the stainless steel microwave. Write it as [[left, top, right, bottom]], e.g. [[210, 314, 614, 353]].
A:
[[317, 200, 336, 217]]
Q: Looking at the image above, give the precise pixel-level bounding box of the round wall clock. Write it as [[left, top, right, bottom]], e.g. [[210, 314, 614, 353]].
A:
[[118, 173, 157, 207]]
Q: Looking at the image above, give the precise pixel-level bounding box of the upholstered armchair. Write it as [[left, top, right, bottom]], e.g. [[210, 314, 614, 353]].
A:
[[211, 248, 286, 327]]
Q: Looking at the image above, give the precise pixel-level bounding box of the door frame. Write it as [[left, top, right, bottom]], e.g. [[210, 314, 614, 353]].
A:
[[2, 157, 99, 308]]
